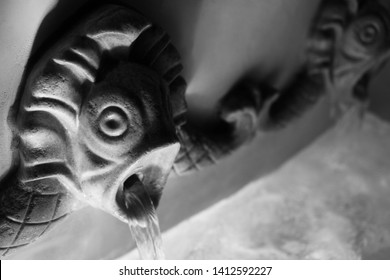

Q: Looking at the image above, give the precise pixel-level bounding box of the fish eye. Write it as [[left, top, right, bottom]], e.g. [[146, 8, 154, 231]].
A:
[[98, 106, 129, 138], [359, 23, 378, 44], [354, 17, 385, 46]]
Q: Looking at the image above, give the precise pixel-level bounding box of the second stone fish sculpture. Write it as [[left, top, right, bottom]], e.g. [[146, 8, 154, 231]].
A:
[[265, 0, 390, 129]]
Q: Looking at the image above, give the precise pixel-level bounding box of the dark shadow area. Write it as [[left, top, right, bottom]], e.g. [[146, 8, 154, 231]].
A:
[[3, 0, 94, 177], [30, 0, 91, 56], [369, 60, 390, 122]]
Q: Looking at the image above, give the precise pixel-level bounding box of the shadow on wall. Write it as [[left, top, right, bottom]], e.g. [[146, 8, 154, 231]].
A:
[[370, 60, 390, 122], [30, 0, 91, 56]]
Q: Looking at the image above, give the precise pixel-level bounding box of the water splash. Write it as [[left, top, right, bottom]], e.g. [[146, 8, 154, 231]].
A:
[[123, 177, 165, 260]]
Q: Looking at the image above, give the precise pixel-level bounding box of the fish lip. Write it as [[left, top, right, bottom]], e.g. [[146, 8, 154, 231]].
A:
[[108, 142, 180, 223], [115, 167, 163, 223]]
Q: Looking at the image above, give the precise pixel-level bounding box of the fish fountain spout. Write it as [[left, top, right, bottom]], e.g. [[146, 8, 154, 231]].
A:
[[0, 4, 264, 258]]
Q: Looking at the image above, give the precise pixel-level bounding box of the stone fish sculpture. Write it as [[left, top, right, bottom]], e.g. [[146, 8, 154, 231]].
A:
[[1, 0, 390, 258], [0, 4, 266, 257], [265, 0, 390, 129]]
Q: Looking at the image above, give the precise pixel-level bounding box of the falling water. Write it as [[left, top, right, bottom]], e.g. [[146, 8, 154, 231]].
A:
[[335, 104, 367, 137], [123, 176, 165, 260], [128, 208, 165, 260]]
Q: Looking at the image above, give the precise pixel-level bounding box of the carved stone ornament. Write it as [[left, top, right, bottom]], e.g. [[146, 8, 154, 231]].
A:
[[1, 0, 390, 258], [265, 0, 390, 128], [0, 4, 261, 257]]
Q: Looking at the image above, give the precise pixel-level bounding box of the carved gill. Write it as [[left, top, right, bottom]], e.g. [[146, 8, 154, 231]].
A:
[[129, 24, 188, 129]]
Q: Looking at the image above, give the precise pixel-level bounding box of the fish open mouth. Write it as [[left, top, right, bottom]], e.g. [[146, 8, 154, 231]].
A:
[[115, 167, 165, 226]]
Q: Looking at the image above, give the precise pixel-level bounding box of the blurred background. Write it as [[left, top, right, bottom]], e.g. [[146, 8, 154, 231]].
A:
[[1, 0, 390, 259]]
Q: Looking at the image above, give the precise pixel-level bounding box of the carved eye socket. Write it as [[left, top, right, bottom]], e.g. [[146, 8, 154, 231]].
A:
[[359, 24, 379, 44], [355, 17, 385, 46], [98, 106, 128, 138]]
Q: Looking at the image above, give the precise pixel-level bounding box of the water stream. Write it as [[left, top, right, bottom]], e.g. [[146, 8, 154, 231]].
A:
[[123, 177, 165, 260], [128, 209, 165, 260]]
